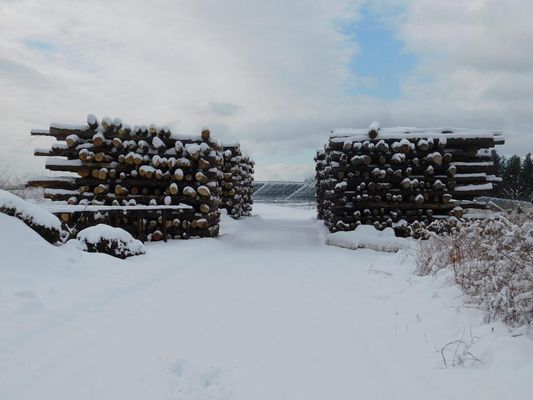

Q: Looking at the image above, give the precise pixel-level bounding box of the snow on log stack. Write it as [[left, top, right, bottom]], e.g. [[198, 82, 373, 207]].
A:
[[28, 115, 229, 241], [315, 122, 505, 236], [221, 144, 255, 219]]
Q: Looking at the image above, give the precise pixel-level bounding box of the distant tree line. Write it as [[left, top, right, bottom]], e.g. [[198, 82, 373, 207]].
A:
[[492, 151, 533, 202]]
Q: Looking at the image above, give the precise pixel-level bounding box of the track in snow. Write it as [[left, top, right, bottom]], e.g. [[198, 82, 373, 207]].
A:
[[0, 204, 531, 400]]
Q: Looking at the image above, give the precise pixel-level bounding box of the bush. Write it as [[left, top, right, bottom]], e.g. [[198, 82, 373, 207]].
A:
[[416, 214, 533, 327]]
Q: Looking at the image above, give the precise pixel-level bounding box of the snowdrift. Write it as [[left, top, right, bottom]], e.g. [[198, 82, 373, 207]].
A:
[[326, 225, 410, 252], [0, 189, 62, 243]]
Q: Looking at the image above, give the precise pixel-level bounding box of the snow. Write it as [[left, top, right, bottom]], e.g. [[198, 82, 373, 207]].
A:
[[391, 153, 405, 163], [200, 142, 209, 152], [87, 113, 97, 125], [455, 183, 494, 192], [487, 175, 503, 182], [139, 165, 155, 175], [331, 126, 502, 141], [177, 157, 191, 167], [50, 122, 89, 130], [0, 189, 61, 230], [399, 138, 411, 147], [335, 181, 347, 190], [183, 186, 196, 196], [42, 204, 194, 212], [455, 173, 487, 179], [450, 161, 494, 167], [33, 147, 50, 154], [368, 121, 380, 131], [0, 204, 532, 399], [174, 168, 184, 180], [51, 142, 68, 150], [45, 157, 83, 167], [26, 176, 74, 184], [185, 143, 200, 155], [326, 225, 411, 252], [30, 128, 49, 135], [152, 136, 165, 149], [66, 133, 80, 143]]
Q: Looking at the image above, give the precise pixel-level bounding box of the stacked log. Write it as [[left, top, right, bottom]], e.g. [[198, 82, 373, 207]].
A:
[[28, 115, 226, 240], [220, 144, 255, 218], [240, 155, 255, 216], [316, 122, 504, 236], [314, 149, 326, 220]]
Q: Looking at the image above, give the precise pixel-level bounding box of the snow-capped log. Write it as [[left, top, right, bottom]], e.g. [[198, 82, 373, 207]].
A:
[[87, 113, 98, 129], [316, 123, 504, 236], [26, 114, 252, 241], [368, 121, 380, 139], [0, 189, 62, 243]]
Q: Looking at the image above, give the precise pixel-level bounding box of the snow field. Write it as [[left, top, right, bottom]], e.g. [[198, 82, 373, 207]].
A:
[[0, 204, 531, 400]]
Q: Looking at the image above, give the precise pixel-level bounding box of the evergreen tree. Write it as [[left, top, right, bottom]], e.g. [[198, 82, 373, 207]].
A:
[[491, 150, 504, 196], [520, 153, 533, 201], [502, 155, 525, 200]]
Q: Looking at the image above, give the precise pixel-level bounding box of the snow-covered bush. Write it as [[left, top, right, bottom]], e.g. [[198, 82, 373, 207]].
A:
[[416, 215, 533, 327], [0, 189, 61, 243], [76, 224, 146, 259]]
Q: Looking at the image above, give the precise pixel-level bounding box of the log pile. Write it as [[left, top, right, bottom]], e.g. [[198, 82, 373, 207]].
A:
[[315, 149, 326, 220], [240, 155, 255, 217], [220, 144, 255, 218], [28, 115, 228, 240], [315, 122, 504, 236]]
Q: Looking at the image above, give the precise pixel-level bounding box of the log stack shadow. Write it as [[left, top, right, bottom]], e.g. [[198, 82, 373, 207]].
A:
[[315, 122, 504, 236]]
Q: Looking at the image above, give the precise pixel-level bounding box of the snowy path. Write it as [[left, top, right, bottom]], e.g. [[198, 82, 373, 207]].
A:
[[0, 204, 531, 399]]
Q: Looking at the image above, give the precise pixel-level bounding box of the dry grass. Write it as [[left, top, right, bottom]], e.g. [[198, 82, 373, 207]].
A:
[[416, 213, 533, 327]]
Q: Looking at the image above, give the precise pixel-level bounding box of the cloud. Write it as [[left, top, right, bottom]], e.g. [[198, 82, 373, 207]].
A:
[[207, 101, 243, 117], [0, 0, 532, 182], [0, 0, 365, 179], [374, 0, 533, 153]]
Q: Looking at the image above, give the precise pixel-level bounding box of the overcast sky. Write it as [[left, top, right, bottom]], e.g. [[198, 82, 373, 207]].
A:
[[1, 0, 532, 180]]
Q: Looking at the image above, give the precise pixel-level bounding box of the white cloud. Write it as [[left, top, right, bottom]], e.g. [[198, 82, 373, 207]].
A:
[[0, 0, 365, 179], [376, 0, 533, 154], [0, 0, 532, 182]]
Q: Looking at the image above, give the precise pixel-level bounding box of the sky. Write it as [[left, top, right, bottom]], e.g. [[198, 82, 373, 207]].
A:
[[1, 0, 532, 181]]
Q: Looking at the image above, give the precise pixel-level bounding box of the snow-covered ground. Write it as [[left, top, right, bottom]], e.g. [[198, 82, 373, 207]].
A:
[[0, 203, 531, 399]]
